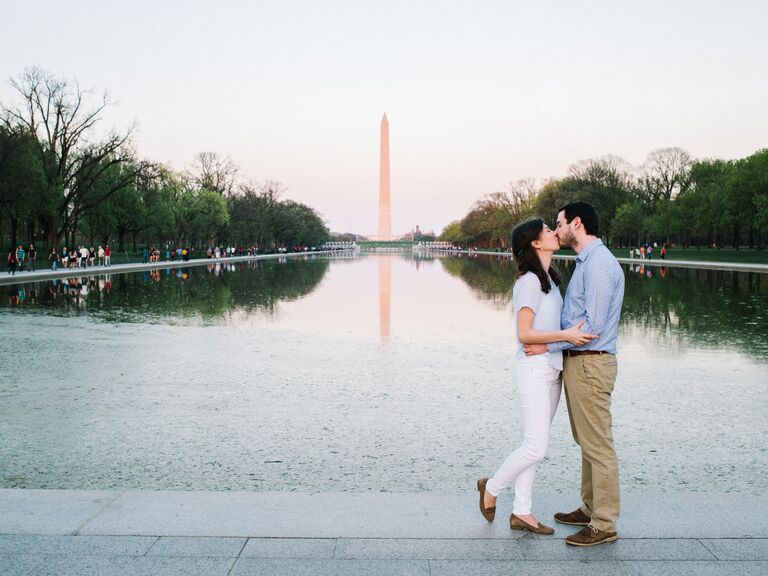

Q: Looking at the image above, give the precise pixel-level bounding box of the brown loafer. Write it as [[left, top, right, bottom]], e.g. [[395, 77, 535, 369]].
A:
[[554, 508, 591, 526], [476, 477, 495, 522], [565, 525, 618, 547], [509, 513, 555, 535]]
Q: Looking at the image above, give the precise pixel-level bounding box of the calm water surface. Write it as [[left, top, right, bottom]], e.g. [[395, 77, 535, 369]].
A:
[[1, 254, 766, 493]]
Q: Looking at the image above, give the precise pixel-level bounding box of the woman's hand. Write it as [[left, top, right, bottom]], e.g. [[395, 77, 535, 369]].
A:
[[562, 320, 598, 346]]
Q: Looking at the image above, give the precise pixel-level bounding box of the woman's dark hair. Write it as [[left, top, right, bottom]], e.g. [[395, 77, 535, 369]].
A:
[[511, 218, 561, 294]]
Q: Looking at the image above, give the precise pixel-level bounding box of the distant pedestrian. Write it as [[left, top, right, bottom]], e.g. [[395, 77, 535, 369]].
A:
[[49, 248, 60, 271], [660, 246, 666, 260], [28, 244, 37, 271], [104, 245, 112, 267], [647, 245, 653, 260], [16, 245, 25, 271], [98, 246, 105, 266], [142, 247, 149, 264], [7, 249, 18, 275], [89, 247, 96, 267], [639, 245, 645, 259]]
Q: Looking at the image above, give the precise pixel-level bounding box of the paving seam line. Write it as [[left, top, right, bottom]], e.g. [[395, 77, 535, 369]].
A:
[[234, 537, 249, 559], [696, 538, 721, 560], [69, 490, 127, 536], [225, 553, 241, 576], [141, 536, 161, 557]]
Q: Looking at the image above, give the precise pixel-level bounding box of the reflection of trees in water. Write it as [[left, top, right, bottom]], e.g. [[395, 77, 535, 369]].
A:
[[560, 261, 768, 358], [439, 255, 517, 306], [437, 254, 768, 359], [0, 258, 330, 322], [223, 258, 329, 314]]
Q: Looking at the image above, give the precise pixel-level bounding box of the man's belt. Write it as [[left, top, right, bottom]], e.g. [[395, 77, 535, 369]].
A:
[[565, 350, 610, 357]]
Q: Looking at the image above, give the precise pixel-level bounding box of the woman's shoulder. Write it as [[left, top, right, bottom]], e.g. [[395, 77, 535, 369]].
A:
[[513, 271, 541, 292], [514, 271, 538, 285]]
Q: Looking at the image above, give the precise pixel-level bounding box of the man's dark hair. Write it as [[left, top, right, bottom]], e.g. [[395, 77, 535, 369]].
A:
[[558, 201, 599, 237]]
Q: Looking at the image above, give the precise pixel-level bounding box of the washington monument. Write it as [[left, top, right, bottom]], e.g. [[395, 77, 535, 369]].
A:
[[378, 113, 391, 240]]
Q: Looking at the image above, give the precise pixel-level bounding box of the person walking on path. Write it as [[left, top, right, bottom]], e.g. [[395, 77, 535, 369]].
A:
[[15, 245, 26, 272], [49, 248, 60, 271], [524, 201, 625, 547], [7, 249, 18, 275], [28, 244, 37, 271], [98, 246, 105, 266], [104, 245, 111, 267], [477, 218, 597, 536]]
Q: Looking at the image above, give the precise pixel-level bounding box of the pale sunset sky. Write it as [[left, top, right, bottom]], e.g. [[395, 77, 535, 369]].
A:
[[2, 0, 766, 235]]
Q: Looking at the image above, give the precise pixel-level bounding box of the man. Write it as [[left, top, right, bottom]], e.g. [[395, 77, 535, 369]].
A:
[[16, 245, 25, 272], [524, 201, 625, 547]]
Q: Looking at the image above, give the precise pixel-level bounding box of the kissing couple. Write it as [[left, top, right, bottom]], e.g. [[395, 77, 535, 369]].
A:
[[477, 201, 625, 547]]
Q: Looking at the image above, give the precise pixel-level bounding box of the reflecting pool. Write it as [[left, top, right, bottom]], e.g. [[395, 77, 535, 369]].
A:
[[1, 254, 766, 493]]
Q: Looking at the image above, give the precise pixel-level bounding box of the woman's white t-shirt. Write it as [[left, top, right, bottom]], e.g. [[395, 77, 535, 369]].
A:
[[513, 271, 564, 371]]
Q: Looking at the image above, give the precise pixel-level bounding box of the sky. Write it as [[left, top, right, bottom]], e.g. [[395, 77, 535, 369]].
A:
[[2, 0, 767, 235]]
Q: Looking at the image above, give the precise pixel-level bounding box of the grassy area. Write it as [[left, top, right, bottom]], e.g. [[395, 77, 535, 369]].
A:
[[608, 247, 768, 264], [473, 246, 768, 264]]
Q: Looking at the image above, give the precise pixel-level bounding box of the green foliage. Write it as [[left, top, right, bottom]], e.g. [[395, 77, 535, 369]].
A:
[[611, 202, 645, 245], [446, 148, 768, 250], [439, 220, 464, 243], [227, 186, 329, 249], [0, 128, 47, 223]]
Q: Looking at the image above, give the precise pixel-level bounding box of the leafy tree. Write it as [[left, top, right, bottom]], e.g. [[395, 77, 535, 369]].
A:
[[439, 220, 463, 243], [611, 202, 645, 247], [1, 67, 150, 249], [532, 179, 565, 224], [0, 126, 47, 246]]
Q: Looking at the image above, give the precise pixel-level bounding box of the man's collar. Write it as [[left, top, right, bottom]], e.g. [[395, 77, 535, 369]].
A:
[[576, 238, 603, 262]]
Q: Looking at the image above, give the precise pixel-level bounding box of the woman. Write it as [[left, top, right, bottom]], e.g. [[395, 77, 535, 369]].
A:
[[477, 218, 597, 534]]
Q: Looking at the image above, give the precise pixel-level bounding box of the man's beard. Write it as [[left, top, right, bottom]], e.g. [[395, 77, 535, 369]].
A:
[[558, 230, 576, 249]]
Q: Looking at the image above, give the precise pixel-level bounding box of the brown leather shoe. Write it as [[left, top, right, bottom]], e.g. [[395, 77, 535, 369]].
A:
[[554, 508, 590, 526], [509, 513, 555, 535], [476, 477, 495, 522], [565, 525, 618, 547]]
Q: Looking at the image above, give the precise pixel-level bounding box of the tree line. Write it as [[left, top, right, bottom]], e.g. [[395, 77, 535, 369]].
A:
[[0, 67, 330, 254], [440, 147, 768, 250]]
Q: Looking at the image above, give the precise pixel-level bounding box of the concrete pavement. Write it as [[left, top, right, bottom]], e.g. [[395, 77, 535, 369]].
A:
[[0, 490, 766, 575]]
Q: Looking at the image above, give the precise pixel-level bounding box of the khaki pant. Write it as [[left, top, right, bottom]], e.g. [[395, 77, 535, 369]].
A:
[[563, 353, 620, 532]]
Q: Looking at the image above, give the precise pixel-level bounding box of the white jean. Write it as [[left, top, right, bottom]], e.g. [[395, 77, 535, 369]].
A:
[[486, 359, 562, 515]]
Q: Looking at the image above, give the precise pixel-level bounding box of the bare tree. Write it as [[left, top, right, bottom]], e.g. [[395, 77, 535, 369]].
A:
[[640, 147, 692, 207], [490, 178, 539, 221], [191, 151, 240, 196], [1, 66, 150, 248]]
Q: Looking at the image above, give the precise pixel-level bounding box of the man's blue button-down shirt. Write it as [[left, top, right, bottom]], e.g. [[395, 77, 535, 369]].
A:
[[547, 238, 625, 354]]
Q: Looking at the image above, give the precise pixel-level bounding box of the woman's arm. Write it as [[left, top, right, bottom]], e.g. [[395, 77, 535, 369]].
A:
[[517, 307, 597, 346]]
